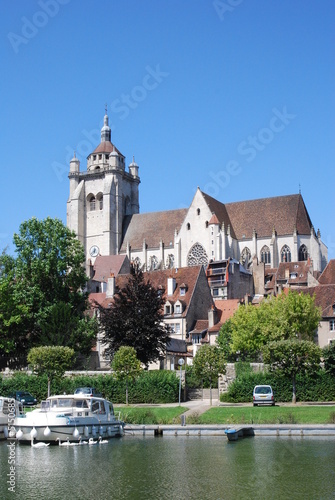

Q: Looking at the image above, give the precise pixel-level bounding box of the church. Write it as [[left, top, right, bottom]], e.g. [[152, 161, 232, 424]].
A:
[[67, 112, 327, 279]]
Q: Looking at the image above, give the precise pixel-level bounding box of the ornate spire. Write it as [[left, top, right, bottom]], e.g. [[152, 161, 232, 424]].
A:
[[101, 108, 111, 142]]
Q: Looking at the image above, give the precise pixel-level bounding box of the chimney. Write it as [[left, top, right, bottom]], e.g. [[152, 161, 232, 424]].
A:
[[106, 273, 115, 298], [167, 276, 176, 296], [208, 305, 217, 328]]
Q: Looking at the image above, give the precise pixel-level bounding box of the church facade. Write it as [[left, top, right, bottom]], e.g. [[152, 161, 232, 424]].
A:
[[67, 113, 328, 277]]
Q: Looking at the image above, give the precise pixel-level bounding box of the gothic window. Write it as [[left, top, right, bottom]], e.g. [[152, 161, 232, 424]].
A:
[[299, 244, 308, 261], [166, 254, 174, 269], [149, 255, 158, 271], [96, 193, 103, 210], [281, 245, 291, 263], [187, 243, 208, 267], [260, 245, 271, 264], [88, 195, 96, 211], [240, 247, 251, 269]]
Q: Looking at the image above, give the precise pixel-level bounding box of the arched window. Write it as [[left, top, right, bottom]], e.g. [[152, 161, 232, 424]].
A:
[[240, 247, 251, 269], [133, 257, 142, 270], [187, 243, 208, 267], [260, 245, 271, 264], [96, 193, 103, 210], [281, 245, 291, 263], [88, 195, 96, 211], [299, 244, 308, 261]]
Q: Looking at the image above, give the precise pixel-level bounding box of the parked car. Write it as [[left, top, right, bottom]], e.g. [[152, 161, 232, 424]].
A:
[[8, 391, 37, 407], [74, 387, 102, 398], [253, 385, 275, 406]]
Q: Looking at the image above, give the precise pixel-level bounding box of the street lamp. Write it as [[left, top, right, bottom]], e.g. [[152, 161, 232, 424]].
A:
[[178, 358, 185, 405]]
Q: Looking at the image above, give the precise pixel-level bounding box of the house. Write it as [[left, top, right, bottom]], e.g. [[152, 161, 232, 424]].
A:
[[89, 265, 215, 369]]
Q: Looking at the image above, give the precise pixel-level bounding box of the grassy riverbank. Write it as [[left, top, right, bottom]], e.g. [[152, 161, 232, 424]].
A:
[[116, 405, 335, 425]]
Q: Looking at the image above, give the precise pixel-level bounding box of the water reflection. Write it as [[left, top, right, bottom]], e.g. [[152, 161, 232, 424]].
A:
[[1, 436, 335, 499]]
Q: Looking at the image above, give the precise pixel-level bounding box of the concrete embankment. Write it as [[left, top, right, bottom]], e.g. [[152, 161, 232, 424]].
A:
[[124, 424, 335, 437]]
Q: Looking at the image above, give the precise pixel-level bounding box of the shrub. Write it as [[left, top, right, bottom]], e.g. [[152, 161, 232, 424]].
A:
[[220, 369, 335, 403]]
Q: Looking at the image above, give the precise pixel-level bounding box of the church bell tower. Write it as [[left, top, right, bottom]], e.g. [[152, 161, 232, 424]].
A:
[[67, 111, 140, 264]]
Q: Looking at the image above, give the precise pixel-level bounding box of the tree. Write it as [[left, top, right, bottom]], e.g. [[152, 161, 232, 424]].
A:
[[263, 339, 321, 403], [112, 346, 142, 405], [193, 345, 226, 406], [0, 217, 97, 366], [27, 346, 75, 397], [322, 342, 335, 376], [98, 265, 171, 368], [229, 291, 321, 359]]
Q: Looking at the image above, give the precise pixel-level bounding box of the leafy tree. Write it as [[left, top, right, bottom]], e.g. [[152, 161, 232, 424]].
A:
[[27, 346, 75, 397], [229, 291, 321, 359], [0, 250, 30, 364], [322, 342, 335, 376], [217, 318, 238, 362], [112, 346, 142, 404], [193, 345, 226, 405], [0, 217, 97, 366], [263, 339, 321, 403], [98, 266, 171, 368]]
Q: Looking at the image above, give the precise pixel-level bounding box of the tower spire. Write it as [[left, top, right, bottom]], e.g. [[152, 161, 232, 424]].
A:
[[101, 107, 111, 142]]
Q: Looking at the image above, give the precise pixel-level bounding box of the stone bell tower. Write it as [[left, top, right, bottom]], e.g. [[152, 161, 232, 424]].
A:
[[67, 111, 140, 264]]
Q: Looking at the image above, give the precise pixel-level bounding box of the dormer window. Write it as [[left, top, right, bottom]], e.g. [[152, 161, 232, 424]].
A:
[[164, 302, 173, 315], [179, 283, 187, 296], [175, 304, 181, 314]]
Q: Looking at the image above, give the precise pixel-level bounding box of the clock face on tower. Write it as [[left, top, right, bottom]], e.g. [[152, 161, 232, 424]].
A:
[[89, 245, 99, 257]]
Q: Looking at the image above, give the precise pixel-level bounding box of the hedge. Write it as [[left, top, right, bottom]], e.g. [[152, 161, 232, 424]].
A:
[[0, 370, 180, 404], [220, 370, 335, 403]]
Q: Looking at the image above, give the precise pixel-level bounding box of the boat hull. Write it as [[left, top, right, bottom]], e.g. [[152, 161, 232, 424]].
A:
[[11, 394, 125, 443]]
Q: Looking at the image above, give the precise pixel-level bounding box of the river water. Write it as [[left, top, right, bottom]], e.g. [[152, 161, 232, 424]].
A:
[[1, 435, 335, 499]]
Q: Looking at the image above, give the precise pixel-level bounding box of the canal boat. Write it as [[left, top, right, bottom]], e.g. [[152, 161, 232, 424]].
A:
[[12, 394, 124, 443], [0, 397, 23, 440]]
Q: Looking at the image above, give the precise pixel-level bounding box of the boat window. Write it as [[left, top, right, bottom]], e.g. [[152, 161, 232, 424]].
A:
[[41, 401, 50, 411], [92, 401, 105, 414], [74, 399, 89, 408]]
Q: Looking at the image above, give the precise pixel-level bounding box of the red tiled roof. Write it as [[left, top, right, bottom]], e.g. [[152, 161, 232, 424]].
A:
[[224, 193, 312, 239], [90, 265, 206, 317], [208, 299, 240, 332], [299, 284, 335, 318], [318, 260, 335, 285], [92, 255, 130, 283], [276, 261, 310, 285], [202, 192, 235, 238], [90, 141, 123, 157], [120, 209, 188, 252], [189, 319, 209, 333]]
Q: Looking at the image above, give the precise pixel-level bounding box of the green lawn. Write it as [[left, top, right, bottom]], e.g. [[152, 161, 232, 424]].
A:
[[115, 406, 186, 424], [115, 405, 335, 425], [196, 406, 335, 425]]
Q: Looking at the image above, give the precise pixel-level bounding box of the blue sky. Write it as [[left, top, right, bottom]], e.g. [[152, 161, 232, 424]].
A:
[[1, 0, 334, 260]]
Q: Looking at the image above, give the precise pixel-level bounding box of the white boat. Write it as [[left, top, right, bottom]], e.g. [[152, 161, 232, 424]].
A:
[[0, 397, 23, 440], [12, 394, 124, 443]]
